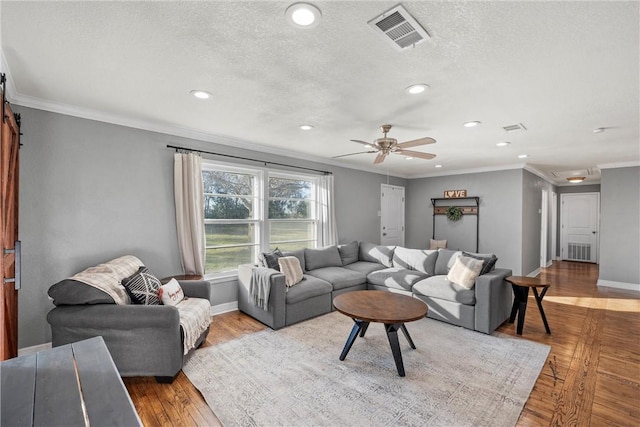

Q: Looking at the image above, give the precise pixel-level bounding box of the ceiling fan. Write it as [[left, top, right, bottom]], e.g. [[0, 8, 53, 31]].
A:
[[334, 124, 436, 165]]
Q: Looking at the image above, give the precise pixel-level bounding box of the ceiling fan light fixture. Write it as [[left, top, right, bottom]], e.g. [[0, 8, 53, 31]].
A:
[[593, 127, 605, 133], [405, 156, 413, 160], [286, 3, 321, 29], [518, 154, 529, 159], [435, 164, 443, 168], [463, 121, 481, 128], [190, 90, 212, 99], [299, 124, 314, 130], [567, 176, 586, 183], [496, 141, 510, 147], [405, 84, 429, 95]]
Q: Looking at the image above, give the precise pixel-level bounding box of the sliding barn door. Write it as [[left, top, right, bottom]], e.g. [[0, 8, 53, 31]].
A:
[[1, 81, 21, 360]]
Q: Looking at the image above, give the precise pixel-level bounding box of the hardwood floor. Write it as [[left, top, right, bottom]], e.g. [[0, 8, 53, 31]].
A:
[[124, 261, 640, 426]]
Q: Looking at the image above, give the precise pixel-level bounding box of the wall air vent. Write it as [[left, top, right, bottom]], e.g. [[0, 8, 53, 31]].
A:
[[503, 123, 527, 132], [368, 4, 430, 52]]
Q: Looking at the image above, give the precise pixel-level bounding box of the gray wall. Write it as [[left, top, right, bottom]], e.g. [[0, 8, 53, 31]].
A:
[[16, 106, 404, 347], [406, 169, 523, 274], [599, 167, 639, 285]]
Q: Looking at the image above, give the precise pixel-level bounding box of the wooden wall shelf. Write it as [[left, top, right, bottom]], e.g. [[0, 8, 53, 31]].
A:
[[431, 197, 480, 252]]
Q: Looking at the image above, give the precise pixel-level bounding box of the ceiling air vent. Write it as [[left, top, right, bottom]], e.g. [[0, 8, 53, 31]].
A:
[[503, 123, 527, 133], [368, 4, 430, 52]]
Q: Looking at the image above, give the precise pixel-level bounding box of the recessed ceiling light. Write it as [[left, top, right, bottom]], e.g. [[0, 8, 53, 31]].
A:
[[496, 142, 511, 147], [286, 3, 321, 29], [435, 164, 443, 168], [190, 90, 212, 99], [593, 127, 605, 133], [405, 84, 429, 95], [463, 121, 481, 128], [567, 176, 586, 183], [518, 154, 529, 159], [406, 157, 414, 160], [299, 124, 314, 130]]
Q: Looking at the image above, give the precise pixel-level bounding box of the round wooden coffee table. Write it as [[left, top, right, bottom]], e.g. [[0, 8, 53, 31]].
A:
[[333, 290, 428, 377]]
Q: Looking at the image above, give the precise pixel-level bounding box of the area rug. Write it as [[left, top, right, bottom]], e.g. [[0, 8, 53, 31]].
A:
[[183, 312, 550, 427]]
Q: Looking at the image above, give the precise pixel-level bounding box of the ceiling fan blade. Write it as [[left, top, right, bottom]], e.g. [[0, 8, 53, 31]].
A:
[[332, 151, 377, 159], [373, 152, 387, 164], [350, 139, 374, 146], [395, 149, 436, 160], [397, 137, 436, 149]]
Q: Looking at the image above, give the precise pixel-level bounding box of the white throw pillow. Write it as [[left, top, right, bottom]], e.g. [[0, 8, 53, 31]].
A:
[[430, 239, 447, 250], [278, 256, 304, 287], [447, 256, 483, 289], [158, 278, 185, 306]]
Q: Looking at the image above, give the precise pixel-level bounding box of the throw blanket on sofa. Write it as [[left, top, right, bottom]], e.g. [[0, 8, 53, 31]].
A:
[[176, 297, 211, 355], [250, 267, 276, 311], [71, 255, 143, 305]]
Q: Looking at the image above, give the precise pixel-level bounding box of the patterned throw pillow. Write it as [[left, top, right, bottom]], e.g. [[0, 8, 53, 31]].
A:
[[447, 256, 483, 289], [121, 267, 162, 305], [259, 248, 284, 270]]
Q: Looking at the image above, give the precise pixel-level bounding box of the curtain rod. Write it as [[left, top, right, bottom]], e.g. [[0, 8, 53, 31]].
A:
[[166, 144, 332, 175]]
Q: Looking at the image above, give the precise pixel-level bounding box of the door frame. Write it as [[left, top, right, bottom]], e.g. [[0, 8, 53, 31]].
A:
[[551, 191, 558, 260], [560, 192, 600, 263], [540, 189, 548, 268]]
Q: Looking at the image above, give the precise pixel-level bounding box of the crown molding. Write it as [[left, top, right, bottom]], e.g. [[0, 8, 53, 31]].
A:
[[523, 164, 558, 186], [1, 50, 18, 101], [408, 163, 524, 179], [597, 161, 640, 169]]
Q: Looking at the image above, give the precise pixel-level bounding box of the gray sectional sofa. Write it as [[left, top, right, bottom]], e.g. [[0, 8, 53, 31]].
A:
[[237, 242, 513, 334]]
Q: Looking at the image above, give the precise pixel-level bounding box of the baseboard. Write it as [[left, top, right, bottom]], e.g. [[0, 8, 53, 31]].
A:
[[597, 279, 640, 292], [18, 342, 52, 356], [526, 268, 541, 278], [211, 301, 238, 316], [546, 260, 553, 268]]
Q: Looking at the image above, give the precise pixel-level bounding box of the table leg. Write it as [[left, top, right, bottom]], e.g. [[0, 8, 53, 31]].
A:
[[385, 323, 405, 377], [340, 320, 367, 361], [509, 284, 520, 323], [516, 287, 529, 335], [359, 322, 370, 337], [400, 324, 416, 349], [533, 287, 551, 334]]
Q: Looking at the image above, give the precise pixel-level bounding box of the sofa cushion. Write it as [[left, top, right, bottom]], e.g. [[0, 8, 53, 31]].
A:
[[278, 256, 304, 287], [447, 256, 483, 289], [392, 247, 438, 275], [286, 275, 333, 304], [305, 246, 342, 271], [343, 261, 386, 276], [121, 267, 162, 305], [413, 275, 477, 305], [283, 249, 306, 272], [366, 267, 428, 291], [338, 241, 359, 266], [434, 249, 462, 275], [359, 242, 394, 267], [462, 251, 498, 275], [305, 267, 366, 290], [48, 279, 116, 306], [259, 248, 284, 270]]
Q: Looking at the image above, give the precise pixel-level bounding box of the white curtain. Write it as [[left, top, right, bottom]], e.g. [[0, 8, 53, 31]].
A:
[[174, 153, 205, 275], [319, 174, 338, 246]]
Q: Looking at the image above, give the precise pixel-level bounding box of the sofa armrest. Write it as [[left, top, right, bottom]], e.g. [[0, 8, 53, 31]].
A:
[[47, 304, 183, 377], [178, 280, 212, 300], [237, 264, 287, 329], [473, 268, 513, 334]]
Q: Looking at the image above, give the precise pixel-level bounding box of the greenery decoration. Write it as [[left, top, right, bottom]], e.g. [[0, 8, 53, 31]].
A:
[[445, 206, 463, 221]]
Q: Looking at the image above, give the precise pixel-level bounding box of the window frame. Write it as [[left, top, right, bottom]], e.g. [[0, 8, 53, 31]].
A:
[[201, 161, 321, 279]]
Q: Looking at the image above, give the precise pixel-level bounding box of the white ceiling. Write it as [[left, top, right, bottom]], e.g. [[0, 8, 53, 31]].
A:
[[2, 1, 638, 183]]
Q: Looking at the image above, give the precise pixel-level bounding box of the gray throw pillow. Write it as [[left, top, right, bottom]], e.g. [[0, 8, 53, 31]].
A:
[[304, 246, 342, 271], [359, 242, 395, 267], [259, 248, 284, 270], [434, 249, 462, 275], [338, 241, 359, 266], [48, 279, 116, 306], [462, 252, 498, 275]]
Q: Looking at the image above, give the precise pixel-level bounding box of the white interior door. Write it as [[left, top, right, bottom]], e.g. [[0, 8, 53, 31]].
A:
[[561, 193, 600, 263], [381, 184, 405, 246]]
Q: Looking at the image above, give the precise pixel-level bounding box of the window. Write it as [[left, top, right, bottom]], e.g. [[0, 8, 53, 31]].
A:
[[202, 163, 320, 276]]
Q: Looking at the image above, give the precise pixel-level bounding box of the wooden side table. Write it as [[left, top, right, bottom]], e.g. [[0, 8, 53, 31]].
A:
[[506, 276, 551, 335]]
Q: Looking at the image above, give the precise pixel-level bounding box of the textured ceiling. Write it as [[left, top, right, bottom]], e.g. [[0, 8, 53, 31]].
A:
[[1, 1, 638, 182]]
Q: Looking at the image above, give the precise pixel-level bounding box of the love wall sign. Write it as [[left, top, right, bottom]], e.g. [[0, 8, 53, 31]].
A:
[[444, 189, 467, 199]]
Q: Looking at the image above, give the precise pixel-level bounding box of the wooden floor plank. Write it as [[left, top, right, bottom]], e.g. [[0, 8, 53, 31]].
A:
[[123, 261, 639, 426]]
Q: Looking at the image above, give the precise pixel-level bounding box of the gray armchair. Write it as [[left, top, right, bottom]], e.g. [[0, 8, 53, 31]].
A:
[[47, 280, 211, 382]]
